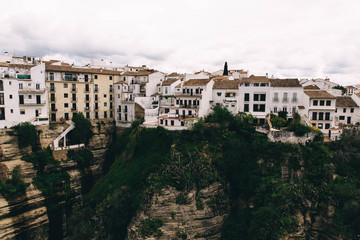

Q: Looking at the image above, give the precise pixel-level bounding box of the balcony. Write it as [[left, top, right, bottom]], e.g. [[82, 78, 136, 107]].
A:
[[71, 108, 77, 112], [17, 75, 31, 79], [71, 98, 78, 102], [51, 108, 58, 112], [19, 87, 46, 93], [20, 100, 46, 106], [71, 88, 77, 93], [178, 104, 199, 108]]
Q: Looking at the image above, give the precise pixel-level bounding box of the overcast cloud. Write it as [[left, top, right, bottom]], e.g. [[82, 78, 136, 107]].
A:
[[1, 0, 360, 85]]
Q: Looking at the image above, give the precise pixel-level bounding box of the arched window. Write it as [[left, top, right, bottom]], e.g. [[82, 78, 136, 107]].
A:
[[0, 80, 3, 91]]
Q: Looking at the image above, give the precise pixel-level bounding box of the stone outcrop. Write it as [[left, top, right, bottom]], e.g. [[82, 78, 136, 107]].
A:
[[127, 183, 228, 240]]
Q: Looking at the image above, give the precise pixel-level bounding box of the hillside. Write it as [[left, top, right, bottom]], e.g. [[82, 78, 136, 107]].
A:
[[67, 108, 360, 240]]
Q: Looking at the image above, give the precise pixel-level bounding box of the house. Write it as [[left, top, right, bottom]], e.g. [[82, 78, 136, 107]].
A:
[[238, 75, 270, 124], [302, 89, 336, 133], [0, 62, 48, 128], [212, 79, 240, 114], [269, 78, 303, 118], [335, 96, 359, 125], [45, 63, 122, 122], [158, 79, 214, 130], [157, 79, 182, 115]]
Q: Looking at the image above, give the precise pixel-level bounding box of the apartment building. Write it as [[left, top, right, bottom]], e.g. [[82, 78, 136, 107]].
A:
[[238, 75, 270, 123], [212, 79, 240, 114], [158, 79, 214, 130], [335, 96, 359, 125], [158, 79, 182, 115], [114, 71, 165, 126], [269, 78, 303, 118], [45, 63, 121, 122], [0, 62, 48, 128], [303, 89, 336, 132]]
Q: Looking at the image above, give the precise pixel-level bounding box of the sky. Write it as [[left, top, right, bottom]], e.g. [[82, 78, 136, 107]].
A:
[[1, 0, 360, 85]]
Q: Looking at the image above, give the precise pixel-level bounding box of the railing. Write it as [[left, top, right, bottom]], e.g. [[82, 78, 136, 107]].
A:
[[178, 104, 199, 108], [19, 87, 46, 93], [20, 100, 46, 105]]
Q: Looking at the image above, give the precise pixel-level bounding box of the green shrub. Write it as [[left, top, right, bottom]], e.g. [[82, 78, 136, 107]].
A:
[[0, 165, 29, 199], [13, 122, 38, 148], [176, 230, 188, 239], [138, 218, 164, 238], [67, 149, 93, 169], [68, 112, 93, 145], [176, 192, 190, 205], [196, 196, 204, 210], [294, 124, 311, 137]]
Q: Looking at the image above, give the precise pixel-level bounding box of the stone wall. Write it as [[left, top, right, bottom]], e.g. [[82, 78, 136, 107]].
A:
[[268, 130, 316, 144]]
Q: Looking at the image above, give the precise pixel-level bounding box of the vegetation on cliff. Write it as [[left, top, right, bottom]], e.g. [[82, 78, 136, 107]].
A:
[[66, 107, 360, 240]]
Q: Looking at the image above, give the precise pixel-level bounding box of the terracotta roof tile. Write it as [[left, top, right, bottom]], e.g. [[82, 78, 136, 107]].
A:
[[183, 79, 211, 86], [336, 96, 358, 107], [0, 62, 9, 67], [303, 84, 320, 90], [304, 90, 335, 99], [121, 71, 152, 76], [46, 65, 122, 75], [240, 75, 269, 83], [270, 79, 301, 87], [213, 80, 239, 89]]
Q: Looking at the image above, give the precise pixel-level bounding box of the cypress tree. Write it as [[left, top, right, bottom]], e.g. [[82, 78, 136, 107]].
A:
[[223, 62, 229, 75]]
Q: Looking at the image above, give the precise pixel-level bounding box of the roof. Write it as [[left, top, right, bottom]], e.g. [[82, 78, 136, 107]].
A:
[[230, 69, 248, 74], [303, 84, 320, 90], [46, 64, 122, 75], [9, 64, 35, 69], [115, 81, 127, 84], [346, 86, 355, 89], [183, 79, 211, 86], [240, 75, 269, 83], [304, 90, 335, 99], [121, 71, 152, 76], [270, 79, 301, 88], [213, 80, 239, 89], [168, 72, 180, 77], [336, 96, 358, 108], [298, 106, 305, 109], [0, 62, 9, 67], [162, 79, 179, 86]]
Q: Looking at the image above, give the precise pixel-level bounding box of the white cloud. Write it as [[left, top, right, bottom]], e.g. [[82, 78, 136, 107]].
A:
[[1, 0, 360, 84]]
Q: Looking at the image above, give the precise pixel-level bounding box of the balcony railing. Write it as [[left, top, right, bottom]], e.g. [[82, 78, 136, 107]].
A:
[[20, 100, 46, 105], [178, 104, 199, 108], [19, 87, 46, 93]]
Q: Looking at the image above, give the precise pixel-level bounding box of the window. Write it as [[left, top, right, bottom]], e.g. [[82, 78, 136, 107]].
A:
[[318, 123, 323, 129], [72, 93, 76, 101], [253, 104, 265, 112], [160, 119, 163, 125], [319, 112, 324, 120], [84, 75, 88, 82], [104, 111, 107, 118], [50, 83, 54, 91], [292, 107, 296, 113], [95, 84, 98, 91], [181, 121, 185, 126], [72, 84, 76, 91], [49, 73, 54, 80], [273, 93, 278, 102], [320, 100, 325, 106], [109, 76, 112, 80], [274, 107, 278, 113], [245, 83, 250, 87], [124, 105, 128, 112], [244, 93, 250, 101], [0, 80, 3, 91], [104, 94, 107, 98], [95, 112, 98, 119], [64, 93, 68, 98], [110, 111, 113, 118], [165, 120, 168, 126], [64, 103, 68, 108], [171, 120, 174, 126], [244, 104, 249, 112], [339, 116, 345, 120], [254, 94, 266, 101], [326, 100, 331, 106], [65, 113, 69, 120], [109, 85, 113, 92], [51, 113, 56, 121], [51, 93, 55, 101], [65, 74, 72, 81], [64, 83, 68, 88], [343, 108, 346, 113], [282, 107, 287, 113], [86, 103, 90, 110], [94, 75, 98, 79], [0, 107, 5, 120], [9, 95, 12, 99], [20, 109, 25, 115], [283, 93, 288, 102], [72, 103, 76, 110], [313, 100, 318, 106], [85, 84, 90, 92], [351, 108, 354, 113], [110, 95, 113, 100], [217, 92, 221, 96], [19, 83, 23, 89], [86, 112, 90, 119], [95, 95, 98, 101], [0, 93, 4, 105], [36, 84, 40, 90], [95, 103, 98, 110], [10, 109, 13, 113], [165, 87, 168, 94], [312, 112, 317, 120], [28, 95, 32, 99], [325, 112, 330, 120], [104, 102, 107, 107], [254, 83, 259, 86], [19, 95, 24, 104], [325, 123, 330, 129], [86, 94, 89, 101]]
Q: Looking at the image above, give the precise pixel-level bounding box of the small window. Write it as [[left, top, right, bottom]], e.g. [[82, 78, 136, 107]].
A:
[[313, 100, 318, 106], [9, 95, 12, 99], [64, 103, 68, 108], [64, 93, 68, 98], [94, 75, 98, 79], [104, 94, 107, 98], [320, 100, 325, 106], [343, 108, 346, 113], [217, 92, 221, 96], [109, 76, 113, 80], [64, 83, 68, 88], [104, 102, 107, 107], [339, 116, 345, 120], [20, 109, 25, 115], [325, 123, 330, 129], [351, 108, 354, 113], [326, 100, 331, 106]]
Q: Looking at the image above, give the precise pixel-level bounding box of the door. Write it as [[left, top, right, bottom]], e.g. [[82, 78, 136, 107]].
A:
[[347, 116, 351, 124], [35, 110, 39, 117], [36, 95, 41, 104]]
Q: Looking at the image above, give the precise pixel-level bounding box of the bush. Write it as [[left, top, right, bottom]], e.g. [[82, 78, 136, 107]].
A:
[[138, 218, 164, 238], [176, 192, 190, 205], [67, 149, 93, 169], [13, 122, 38, 148], [0, 165, 29, 199], [68, 113, 93, 145], [294, 124, 311, 137]]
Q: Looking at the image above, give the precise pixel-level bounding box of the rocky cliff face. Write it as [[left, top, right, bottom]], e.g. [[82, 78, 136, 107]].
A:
[[127, 183, 228, 240], [0, 121, 114, 240]]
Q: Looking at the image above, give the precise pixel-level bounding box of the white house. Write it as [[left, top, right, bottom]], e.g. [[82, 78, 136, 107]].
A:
[[212, 79, 239, 114], [334, 96, 359, 125], [0, 63, 48, 128]]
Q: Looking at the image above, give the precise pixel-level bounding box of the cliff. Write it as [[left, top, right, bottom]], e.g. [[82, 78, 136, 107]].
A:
[[127, 183, 228, 240]]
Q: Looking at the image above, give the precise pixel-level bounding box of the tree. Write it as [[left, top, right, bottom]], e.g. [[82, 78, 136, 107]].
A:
[[68, 113, 93, 145], [13, 122, 38, 149], [223, 62, 229, 76]]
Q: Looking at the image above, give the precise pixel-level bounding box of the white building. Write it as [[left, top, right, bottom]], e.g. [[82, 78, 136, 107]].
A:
[[238, 75, 270, 124], [212, 79, 239, 114], [158, 79, 214, 130], [0, 63, 48, 128], [334, 96, 359, 125], [268, 78, 303, 118]]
